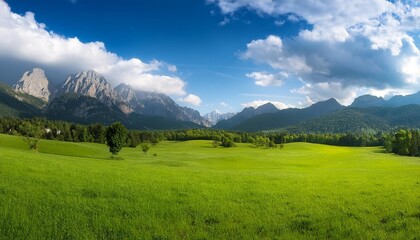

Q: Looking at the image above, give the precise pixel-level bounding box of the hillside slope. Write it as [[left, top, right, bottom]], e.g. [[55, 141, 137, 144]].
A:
[[232, 98, 344, 132]]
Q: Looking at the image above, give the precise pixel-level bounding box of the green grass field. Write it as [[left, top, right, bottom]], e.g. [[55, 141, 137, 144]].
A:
[[0, 134, 419, 239]]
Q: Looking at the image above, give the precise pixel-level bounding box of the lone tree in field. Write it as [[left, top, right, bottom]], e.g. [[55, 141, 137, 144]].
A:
[[106, 122, 127, 155], [141, 142, 151, 155]]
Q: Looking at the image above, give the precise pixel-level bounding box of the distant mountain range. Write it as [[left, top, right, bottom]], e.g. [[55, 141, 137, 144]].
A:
[[214, 98, 344, 131], [214, 102, 279, 129], [1, 68, 210, 129], [2, 67, 420, 132], [213, 94, 420, 133], [350, 92, 420, 108]]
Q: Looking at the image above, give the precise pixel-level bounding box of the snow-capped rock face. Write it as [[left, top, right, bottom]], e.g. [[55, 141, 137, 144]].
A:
[[58, 70, 117, 104], [115, 83, 211, 126], [13, 68, 50, 101], [204, 111, 235, 125]]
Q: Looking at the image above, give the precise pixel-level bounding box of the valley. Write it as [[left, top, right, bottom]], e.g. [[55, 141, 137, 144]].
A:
[[1, 1, 420, 239]]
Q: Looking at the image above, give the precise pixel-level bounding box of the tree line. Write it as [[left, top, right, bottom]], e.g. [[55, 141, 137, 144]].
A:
[[383, 129, 420, 157], [1, 116, 418, 157]]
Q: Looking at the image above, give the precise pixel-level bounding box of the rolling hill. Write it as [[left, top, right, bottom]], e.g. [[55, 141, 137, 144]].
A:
[[286, 105, 420, 133]]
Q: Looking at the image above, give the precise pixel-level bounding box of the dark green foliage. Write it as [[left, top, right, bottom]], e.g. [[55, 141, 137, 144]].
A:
[[22, 137, 40, 150], [88, 123, 106, 143], [0, 83, 41, 118], [287, 108, 389, 134], [141, 142, 151, 155], [220, 136, 236, 147], [0, 117, 389, 148], [390, 129, 420, 157], [127, 131, 141, 148], [252, 136, 277, 148], [106, 122, 127, 155]]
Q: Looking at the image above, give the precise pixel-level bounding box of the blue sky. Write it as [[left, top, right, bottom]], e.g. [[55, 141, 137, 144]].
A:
[[1, 0, 419, 114]]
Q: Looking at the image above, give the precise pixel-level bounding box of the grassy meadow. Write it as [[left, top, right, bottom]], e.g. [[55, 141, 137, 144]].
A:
[[0, 133, 419, 239]]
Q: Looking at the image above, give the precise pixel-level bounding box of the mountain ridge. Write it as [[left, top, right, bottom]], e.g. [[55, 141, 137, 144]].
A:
[[216, 98, 344, 131], [12, 68, 210, 126], [351, 92, 420, 108], [4, 68, 420, 132]]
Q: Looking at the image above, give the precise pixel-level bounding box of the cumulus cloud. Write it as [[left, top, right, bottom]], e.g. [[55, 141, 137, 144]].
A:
[[179, 94, 202, 106], [0, 1, 190, 97], [243, 35, 410, 89], [293, 82, 415, 106], [246, 71, 286, 87], [242, 100, 289, 110], [212, 0, 420, 102]]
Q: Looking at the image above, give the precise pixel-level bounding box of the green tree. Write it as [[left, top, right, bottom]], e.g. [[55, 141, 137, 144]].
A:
[[393, 130, 411, 156], [141, 142, 151, 155], [106, 122, 127, 155], [220, 136, 236, 147]]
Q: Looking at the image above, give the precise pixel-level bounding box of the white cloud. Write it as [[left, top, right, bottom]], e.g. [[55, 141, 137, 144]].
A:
[[287, 14, 300, 23], [246, 71, 286, 87], [212, 0, 420, 102], [219, 17, 230, 26], [293, 82, 416, 106], [220, 102, 229, 107], [274, 20, 284, 26], [242, 100, 289, 110], [242, 35, 312, 74], [179, 94, 202, 106], [167, 65, 177, 72], [0, 1, 188, 96], [211, 0, 393, 42]]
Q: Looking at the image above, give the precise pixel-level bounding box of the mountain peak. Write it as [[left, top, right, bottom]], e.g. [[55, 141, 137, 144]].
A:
[[13, 67, 50, 101], [256, 102, 279, 113], [309, 98, 342, 109], [351, 94, 385, 108], [58, 70, 116, 104]]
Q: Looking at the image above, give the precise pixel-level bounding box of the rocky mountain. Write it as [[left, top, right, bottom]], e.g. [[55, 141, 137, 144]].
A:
[[44, 93, 202, 130], [115, 83, 211, 126], [115, 83, 138, 107], [203, 110, 235, 125], [3, 68, 209, 128], [351, 91, 420, 108], [13, 68, 50, 102], [231, 98, 344, 132], [56, 70, 117, 105], [214, 103, 279, 129], [7, 68, 420, 132], [44, 94, 127, 125]]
